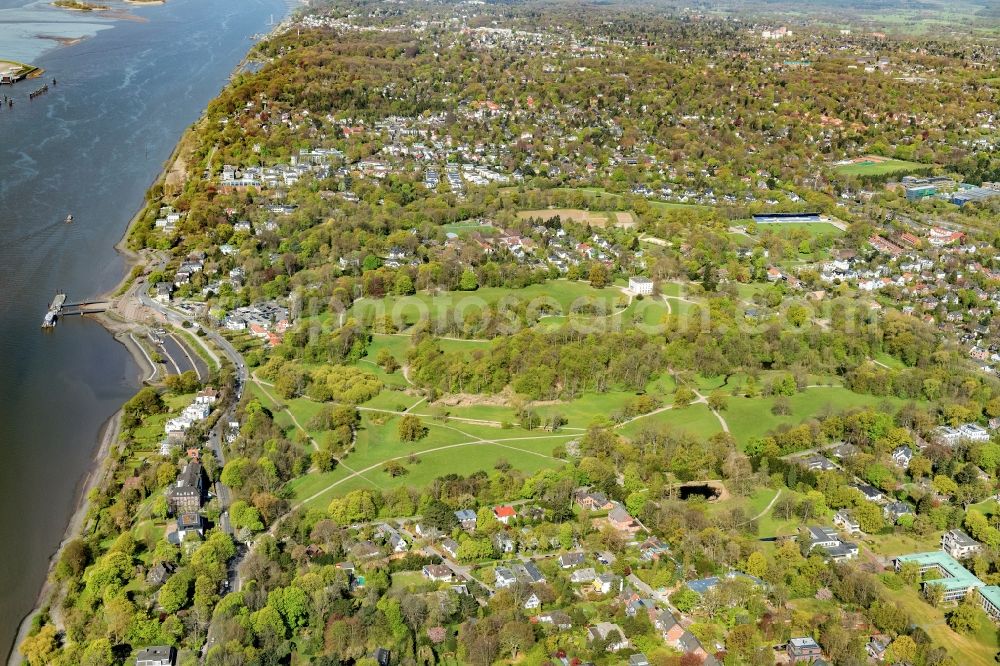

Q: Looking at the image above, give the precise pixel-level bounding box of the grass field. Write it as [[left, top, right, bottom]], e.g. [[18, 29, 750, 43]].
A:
[[833, 157, 929, 177], [616, 403, 724, 440], [881, 582, 999, 666], [756, 222, 844, 239], [348, 281, 629, 331], [517, 208, 637, 228], [287, 415, 571, 507], [723, 387, 912, 448]]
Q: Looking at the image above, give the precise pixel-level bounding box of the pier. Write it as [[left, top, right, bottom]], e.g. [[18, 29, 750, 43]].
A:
[[41, 293, 108, 328]]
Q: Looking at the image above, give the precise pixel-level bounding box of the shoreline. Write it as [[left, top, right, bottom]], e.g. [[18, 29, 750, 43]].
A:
[[6, 9, 287, 660], [6, 409, 128, 666]]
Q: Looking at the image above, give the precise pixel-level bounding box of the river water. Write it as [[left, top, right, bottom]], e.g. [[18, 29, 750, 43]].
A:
[[0, 0, 286, 655]]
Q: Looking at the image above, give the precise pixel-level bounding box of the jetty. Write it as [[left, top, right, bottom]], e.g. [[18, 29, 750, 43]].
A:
[[41, 293, 109, 328], [41, 293, 66, 328]]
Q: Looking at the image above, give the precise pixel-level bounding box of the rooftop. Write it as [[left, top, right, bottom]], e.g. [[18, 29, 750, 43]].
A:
[[895, 551, 984, 592]]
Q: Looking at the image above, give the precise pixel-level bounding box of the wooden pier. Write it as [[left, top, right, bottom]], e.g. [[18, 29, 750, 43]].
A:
[[41, 294, 107, 328]]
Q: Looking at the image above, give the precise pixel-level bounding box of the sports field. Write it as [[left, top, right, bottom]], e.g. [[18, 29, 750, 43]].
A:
[[833, 156, 928, 177]]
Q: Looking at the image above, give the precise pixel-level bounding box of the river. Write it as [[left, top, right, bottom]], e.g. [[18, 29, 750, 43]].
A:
[[0, 0, 287, 656]]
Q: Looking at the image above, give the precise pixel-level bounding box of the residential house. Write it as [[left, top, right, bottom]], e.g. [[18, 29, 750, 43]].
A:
[[850, 482, 886, 504], [628, 276, 654, 295], [558, 552, 585, 569], [628, 654, 651, 666], [454, 509, 477, 531], [587, 622, 629, 652], [494, 533, 515, 554], [536, 611, 572, 630], [414, 523, 440, 539], [494, 567, 517, 589], [176, 513, 204, 542], [892, 445, 913, 468], [655, 610, 685, 646], [833, 510, 862, 535], [135, 646, 176, 666], [884, 501, 913, 523], [493, 505, 517, 524], [570, 567, 597, 584], [805, 526, 858, 562], [800, 455, 837, 472], [575, 489, 614, 511], [638, 537, 670, 561], [523, 593, 542, 610], [440, 538, 460, 560], [422, 564, 453, 582], [787, 637, 822, 662], [625, 598, 655, 617], [146, 562, 175, 587], [512, 561, 545, 584], [167, 463, 203, 515], [607, 505, 641, 535], [942, 530, 982, 559], [593, 573, 619, 594], [866, 635, 890, 661]]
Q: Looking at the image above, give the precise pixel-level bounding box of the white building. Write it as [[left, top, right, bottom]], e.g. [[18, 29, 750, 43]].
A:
[[942, 529, 983, 560], [628, 276, 654, 296]]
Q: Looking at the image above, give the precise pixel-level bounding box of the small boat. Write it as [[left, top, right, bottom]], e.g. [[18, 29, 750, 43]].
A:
[[65, 214, 73, 223]]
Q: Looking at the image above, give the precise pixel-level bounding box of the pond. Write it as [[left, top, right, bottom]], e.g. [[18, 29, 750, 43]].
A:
[[679, 483, 722, 501]]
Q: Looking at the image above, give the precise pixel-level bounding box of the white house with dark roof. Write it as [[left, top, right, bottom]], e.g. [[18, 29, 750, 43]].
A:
[[942, 529, 982, 559]]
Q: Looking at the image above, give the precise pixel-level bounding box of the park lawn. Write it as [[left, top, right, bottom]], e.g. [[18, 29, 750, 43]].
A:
[[968, 498, 999, 517], [629, 297, 671, 328], [355, 356, 408, 388], [883, 583, 999, 666], [757, 222, 844, 241], [349, 282, 627, 330], [540, 390, 648, 428], [289, 428, 570, 507], [703, 486, 777, 520], [362, 389, 425, 413], [441, 220, 496, 236], [723, 387, 911, 449], [863, 531, 942, 558], [833, 157, 928, 177], [662, 296, 697, 319], [874, 352, 907, 370], [617, 403, 723, 440]]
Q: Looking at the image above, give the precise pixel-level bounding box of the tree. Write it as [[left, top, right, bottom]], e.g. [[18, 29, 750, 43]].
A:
[[394, 272, 415, 295], [922, 581, 945, 607], [456, 538, 495, 562], [947, 595, 982, 634], [673, 387, 696, 408], [855, 501, 885, 534], [20, 625, 58, 666], [230, 500, 264, 532], [886, 635, 917, 664], [589, 262, 610, 288], [398, 414, 427, 441], [376, 348, 399, 373], [158, 568, 194, 613], [268, 585, 310, 630], [670, 588, 701, 613], [707, 390, 728, 411], [743, 551, 767, 578], [459, 269, 479, 291]]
